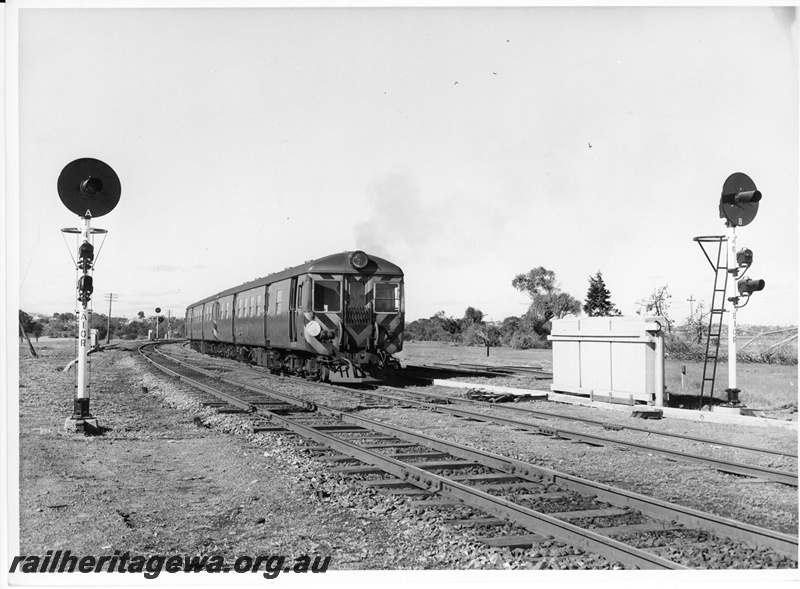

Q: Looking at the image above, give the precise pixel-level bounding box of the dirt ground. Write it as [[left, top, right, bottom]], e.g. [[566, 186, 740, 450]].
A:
[[15, 341, 490, 574], [12, 338, 799, 577]]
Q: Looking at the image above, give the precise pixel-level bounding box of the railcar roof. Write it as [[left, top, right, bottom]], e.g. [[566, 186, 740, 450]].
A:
[[186, 251, 403, 309]]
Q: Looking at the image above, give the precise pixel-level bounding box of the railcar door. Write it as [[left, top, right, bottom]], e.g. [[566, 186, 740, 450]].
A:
[[344, 276, 372, 351], [289, 278, 298, 345], [266, 280, 290, 348], [372, 277, 405, 354]]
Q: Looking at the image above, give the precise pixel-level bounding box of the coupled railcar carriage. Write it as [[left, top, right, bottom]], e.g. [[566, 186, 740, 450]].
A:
[[186, 251, 404, 382]]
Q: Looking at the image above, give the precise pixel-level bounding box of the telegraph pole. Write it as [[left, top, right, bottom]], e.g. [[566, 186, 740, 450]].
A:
[[104, 293, 118, 344], [686, 294, 695, 319]]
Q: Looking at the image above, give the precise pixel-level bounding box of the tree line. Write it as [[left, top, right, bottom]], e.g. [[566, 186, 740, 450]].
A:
[[19, 310, 185, 342], [407, 267, 660, 349]]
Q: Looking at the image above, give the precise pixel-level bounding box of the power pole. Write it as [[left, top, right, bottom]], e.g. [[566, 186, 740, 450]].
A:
[[104, 293, 118, 344], [19, 320, 37, 357], [686, 294, 695, 319]]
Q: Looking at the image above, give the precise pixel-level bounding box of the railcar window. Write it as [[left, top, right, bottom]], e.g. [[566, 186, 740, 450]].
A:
[[314, 281, 341, 312], [256, 294, 261, 316], [226, 301, 230, 319], [249, 296, 254, 317], [275, 289, 283, 315], [375, 283, 400, 312]]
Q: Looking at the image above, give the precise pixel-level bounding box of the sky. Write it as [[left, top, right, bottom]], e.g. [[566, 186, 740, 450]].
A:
[[7, 2, 799, 328]]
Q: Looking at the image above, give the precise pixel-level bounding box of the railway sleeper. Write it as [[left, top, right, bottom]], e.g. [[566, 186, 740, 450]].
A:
[[475, 482, 546, 492], [315, 454, 361, 463], [449, 473, 523, 484], [358, 442, 419, 449], [408, 499, 462, 507], [517, 491, 573, 501], [594, 521, 684, 537], [550, 507, 630, 521], [357, 478, 416, 489], [477, 534, 549, 550], [445, 517, 508, 528], [384, 451, 451, 460], [331, 465, 387, 475], [382, 488, 435, 496], [251, 425, 290, 433]]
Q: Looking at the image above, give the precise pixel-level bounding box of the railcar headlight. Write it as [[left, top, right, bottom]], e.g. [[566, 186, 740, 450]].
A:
[[349, 250, 369, 270], [305, 320, 322, 337]]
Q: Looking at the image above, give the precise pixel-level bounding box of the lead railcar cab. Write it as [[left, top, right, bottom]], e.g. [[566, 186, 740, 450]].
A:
[[186, 251, 404, 383]]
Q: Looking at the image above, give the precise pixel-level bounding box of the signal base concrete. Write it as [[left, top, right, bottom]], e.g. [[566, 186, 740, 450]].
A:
[[547, 391, 796, 430]]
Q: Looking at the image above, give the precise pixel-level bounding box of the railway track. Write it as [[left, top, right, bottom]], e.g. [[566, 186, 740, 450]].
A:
[[138, 342, 798, 570], [160, 343, 797, 485], [405, 362, 554, 378], [368, 386, 798, 485]]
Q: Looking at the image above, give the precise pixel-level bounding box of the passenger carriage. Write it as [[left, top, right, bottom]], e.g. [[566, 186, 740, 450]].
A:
[[186, 251, 404, 382]]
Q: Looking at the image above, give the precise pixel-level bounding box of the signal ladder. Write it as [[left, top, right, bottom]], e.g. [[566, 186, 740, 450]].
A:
[[693, 236, 728, 407]]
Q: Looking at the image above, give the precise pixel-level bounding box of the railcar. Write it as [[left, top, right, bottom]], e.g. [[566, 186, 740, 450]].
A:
[[185, 251, 404, 383]]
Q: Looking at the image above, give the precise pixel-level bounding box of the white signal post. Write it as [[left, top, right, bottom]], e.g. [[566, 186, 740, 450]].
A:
[[61, 218, 106, 432], [726, 224, 738, 402], [74, 216, 97, 430], [695, 172, 762, 409], [57, 157, 121, 433]]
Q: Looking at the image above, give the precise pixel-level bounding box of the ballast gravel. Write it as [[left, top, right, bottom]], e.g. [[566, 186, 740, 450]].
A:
[[16, 340, 798, 573]]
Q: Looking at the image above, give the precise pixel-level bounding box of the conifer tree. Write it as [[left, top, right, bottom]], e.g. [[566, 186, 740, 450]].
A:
[[583, 271, 621, 317]]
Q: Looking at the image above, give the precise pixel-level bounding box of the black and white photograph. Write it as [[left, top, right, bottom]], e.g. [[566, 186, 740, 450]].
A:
[[4, 0, 798, 585]]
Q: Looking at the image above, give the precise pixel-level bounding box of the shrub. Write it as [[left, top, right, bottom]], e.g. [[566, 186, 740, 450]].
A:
[[664, 331, 797, 365], [509, 332, 550, 350]]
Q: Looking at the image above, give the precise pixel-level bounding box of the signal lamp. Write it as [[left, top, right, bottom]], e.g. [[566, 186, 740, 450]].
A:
[[349, 250, 369, 270], [158, 316, 165, 324], [734, 190, 761, 204], [77, 242, 94, 271], [78, 275, 94, 303], [738, 278, 765, 296], [736, 248, 753, 268], [80, 177, 104, 197]]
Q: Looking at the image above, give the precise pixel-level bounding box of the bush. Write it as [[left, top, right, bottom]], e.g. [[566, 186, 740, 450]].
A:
[[739, 346, 797, 365], [664, 331, 797, 365], [664, 332, 708, 362], [508, 332, 550, 350]]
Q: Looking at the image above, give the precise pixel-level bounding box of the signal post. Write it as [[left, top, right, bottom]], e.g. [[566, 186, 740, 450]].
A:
[[695, 172, 765, 409], [58, 158, 121, 433]]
